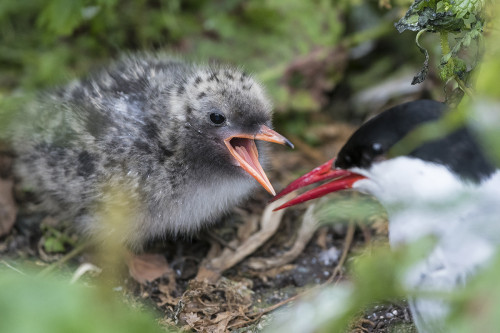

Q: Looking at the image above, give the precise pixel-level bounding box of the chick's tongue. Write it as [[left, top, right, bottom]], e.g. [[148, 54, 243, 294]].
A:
[[230, 137, 275, 195], [234, 139, 259, 172]]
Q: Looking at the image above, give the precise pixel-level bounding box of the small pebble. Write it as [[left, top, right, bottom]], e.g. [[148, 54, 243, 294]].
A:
[[318, 247, 341, 265], [297, 266, 309, 273]]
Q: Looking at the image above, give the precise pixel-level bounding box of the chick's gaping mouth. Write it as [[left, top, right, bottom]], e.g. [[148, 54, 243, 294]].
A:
[[224, 125, 294, 196], [227, 137, 272, 194]]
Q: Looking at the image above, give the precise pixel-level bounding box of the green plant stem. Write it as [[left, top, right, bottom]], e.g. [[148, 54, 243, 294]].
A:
[[415, 28, 427, 48], [440, 30, 455, 76], [440, 31, 475, 99], [440, 31, 451, 55], [455, 75, 475, 99], [38, 241, 90, 277]]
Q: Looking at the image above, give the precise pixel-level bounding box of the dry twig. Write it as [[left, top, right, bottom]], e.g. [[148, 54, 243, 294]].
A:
[[328, 222, 355, 283], [246, 204, 318, 270], [196, 195, 292, 283]]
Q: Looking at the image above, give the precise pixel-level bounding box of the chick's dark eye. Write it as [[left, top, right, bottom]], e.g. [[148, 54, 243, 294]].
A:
[[209, 113, 226, 125]]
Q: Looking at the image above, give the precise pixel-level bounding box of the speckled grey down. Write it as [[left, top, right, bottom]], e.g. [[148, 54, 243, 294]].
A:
[[12, 54, 274, 250]]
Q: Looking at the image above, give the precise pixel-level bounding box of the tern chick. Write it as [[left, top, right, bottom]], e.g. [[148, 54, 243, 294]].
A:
[[12, 54, 293, 250]]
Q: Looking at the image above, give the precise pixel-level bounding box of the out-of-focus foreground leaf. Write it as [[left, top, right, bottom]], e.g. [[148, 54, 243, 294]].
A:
[[265, 241, 433, 333], [467, 1, 500, 164], [0, 270, 171, 333]]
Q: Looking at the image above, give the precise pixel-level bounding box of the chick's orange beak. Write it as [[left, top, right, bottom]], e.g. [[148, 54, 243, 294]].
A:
[[224, 125, 294, 195]]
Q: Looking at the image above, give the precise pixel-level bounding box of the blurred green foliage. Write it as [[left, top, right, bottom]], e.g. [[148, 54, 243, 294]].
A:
[[314, 192, 386, 224], [1, 0, 432, 120], [0, 269, 170, 333], [448, 252, 500, 332], [0, 0, 348, 110], [467, 2, 500, 165]]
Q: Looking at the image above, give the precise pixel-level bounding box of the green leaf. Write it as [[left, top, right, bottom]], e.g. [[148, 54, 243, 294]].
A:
[[43, 237, 66, 253], [395, 0, 485, 33], [0, 271, 170, 333], [37, 0, 85, 37], [396, 0, 486, 90]]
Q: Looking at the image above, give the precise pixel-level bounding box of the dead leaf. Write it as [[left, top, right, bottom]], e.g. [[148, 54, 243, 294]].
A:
[[127, 253, 176, 286], [209, 312, 233, 333], [212, 311, 233, 324], [195, 265, 223, 285], [0, 177, 17, 237], [183, 312, 201, 327]]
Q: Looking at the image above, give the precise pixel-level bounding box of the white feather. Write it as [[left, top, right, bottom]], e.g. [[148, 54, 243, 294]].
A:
[[353, 156, 500, 332]]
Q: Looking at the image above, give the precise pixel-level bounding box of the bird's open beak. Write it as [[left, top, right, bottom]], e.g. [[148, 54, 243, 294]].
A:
[[270, 158, 366, 211], [224, 125, 294, 196]]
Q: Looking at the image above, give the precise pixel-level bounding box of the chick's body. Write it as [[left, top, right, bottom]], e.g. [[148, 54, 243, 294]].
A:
[[13, 55, 275, 249]]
